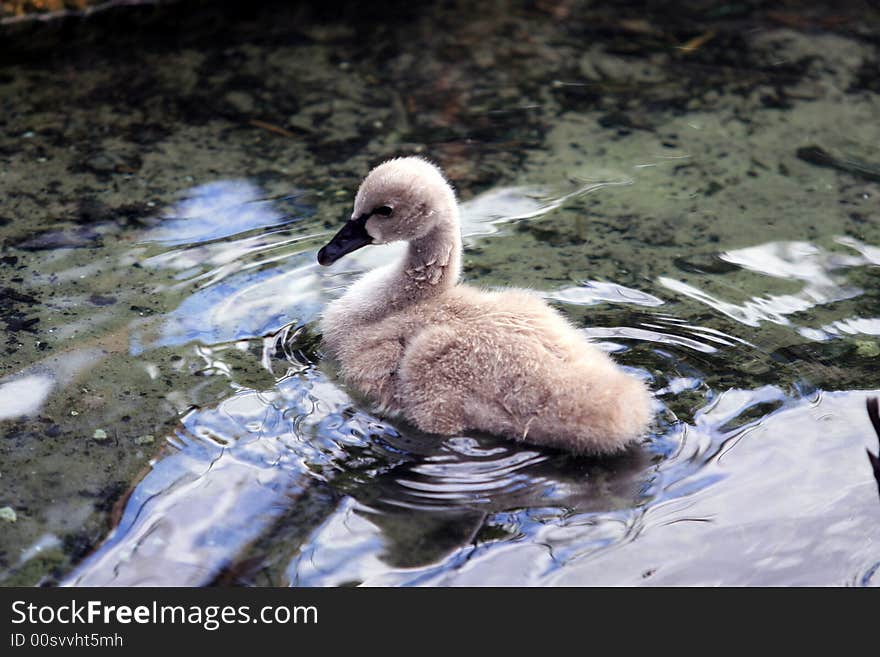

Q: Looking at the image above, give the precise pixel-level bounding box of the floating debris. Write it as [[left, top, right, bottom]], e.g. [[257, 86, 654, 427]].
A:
[[678, 30, 716, 54], [0, 506, 16, 523], [134, 434, 154, 445], [248, 119, 296, 139], [92, 429, 108, 441]]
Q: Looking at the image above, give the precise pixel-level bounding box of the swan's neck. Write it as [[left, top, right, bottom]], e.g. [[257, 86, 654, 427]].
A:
[[355, 221, 461, 318], [331, 218, 462, 330], [399, 222, 461, 297]]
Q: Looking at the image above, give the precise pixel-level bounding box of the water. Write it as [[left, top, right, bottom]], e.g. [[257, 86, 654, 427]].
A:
[[1, 1, 879, 586]]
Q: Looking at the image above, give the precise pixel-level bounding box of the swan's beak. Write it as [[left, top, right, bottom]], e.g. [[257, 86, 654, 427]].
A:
[[317, 213, 373, 266]]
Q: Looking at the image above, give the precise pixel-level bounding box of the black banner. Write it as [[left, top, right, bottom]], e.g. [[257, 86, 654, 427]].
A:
[[0, 586, 873, 651]]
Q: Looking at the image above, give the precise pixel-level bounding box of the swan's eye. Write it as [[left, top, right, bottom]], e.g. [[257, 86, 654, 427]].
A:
[[373, 205, 393, 217]]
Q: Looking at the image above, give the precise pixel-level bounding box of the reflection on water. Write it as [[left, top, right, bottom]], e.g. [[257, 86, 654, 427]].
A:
[[143, 181, 308, 247], [546, 280, 665, 308], [56, 174, 880, 587], [458, 178, 633, 242], [661, 241, 866, 329]]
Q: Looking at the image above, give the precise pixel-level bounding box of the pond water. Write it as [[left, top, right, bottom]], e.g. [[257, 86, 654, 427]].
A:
[[1, 1, 879, 586]]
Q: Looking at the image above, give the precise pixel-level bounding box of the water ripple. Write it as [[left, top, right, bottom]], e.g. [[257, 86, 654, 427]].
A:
[[661, 240, 871, 330], [546, 280, 664, 307]]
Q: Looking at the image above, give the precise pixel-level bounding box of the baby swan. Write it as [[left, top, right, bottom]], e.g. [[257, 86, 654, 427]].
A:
[[317, 157, 652, 455]]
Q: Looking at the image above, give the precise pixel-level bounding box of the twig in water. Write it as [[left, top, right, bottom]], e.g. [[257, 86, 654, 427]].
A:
[[867, 397, 880, 497], [249, 119, 296, 139]]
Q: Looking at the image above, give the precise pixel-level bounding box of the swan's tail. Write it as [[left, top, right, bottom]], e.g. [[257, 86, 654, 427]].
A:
[[525, 366, 652, 456]]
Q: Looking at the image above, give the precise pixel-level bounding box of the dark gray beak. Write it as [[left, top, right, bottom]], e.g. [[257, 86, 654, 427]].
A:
[[317, 213, 373, 266]]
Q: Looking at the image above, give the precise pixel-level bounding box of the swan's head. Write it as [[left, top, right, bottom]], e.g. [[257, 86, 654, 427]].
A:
[[317, 157, 457, 266]]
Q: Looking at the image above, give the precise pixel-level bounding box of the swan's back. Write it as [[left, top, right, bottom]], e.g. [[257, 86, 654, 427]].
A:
[[384, 285, 650, 454]]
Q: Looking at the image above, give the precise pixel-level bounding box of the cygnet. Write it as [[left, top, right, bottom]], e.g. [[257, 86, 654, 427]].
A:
[[317, 157, 652, 455]]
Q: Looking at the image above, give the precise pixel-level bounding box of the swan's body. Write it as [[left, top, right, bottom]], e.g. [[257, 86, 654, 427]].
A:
[[317, 157, 651, 455]]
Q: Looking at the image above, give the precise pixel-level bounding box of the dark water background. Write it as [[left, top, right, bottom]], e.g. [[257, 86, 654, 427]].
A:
[[1, 0, 879, 586]]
